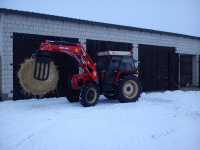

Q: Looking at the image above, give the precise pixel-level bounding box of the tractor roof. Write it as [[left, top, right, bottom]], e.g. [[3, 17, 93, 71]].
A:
[[97, 51, 132, 56]]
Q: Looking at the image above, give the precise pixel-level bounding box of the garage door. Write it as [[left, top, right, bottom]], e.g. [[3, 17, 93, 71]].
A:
[[180, 54, 193, 87], [138, 44, 179, 91], [13, 33, 79, 100]]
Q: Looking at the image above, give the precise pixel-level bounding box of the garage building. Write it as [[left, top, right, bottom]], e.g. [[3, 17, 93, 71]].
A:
[[0, 8, 200, 100]]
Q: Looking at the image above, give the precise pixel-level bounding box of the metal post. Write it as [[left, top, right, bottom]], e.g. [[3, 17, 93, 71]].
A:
[[132, 44, 138, 58], [178, 53, 181, 88], [79, 38, 87, 50]]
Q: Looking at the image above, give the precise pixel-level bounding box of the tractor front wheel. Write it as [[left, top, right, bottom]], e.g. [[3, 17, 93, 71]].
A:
[[80, 83, 99, 107]]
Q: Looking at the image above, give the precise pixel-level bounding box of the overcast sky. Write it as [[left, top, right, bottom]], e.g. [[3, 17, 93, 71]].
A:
[[1, 0, 200, 37]]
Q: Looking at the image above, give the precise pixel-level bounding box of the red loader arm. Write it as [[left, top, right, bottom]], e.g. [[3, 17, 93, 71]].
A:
[[39, 40, 98, 89]]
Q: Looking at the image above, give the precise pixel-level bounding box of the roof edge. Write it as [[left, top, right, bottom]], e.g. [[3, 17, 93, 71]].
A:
[[0, 8, 200, 40]]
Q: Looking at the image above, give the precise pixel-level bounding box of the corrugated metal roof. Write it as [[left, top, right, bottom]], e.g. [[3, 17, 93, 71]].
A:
[[0, 8, 200, 40]]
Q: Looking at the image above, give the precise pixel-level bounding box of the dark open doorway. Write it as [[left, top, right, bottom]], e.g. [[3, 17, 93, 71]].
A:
[[138, 44, 179, 91], [180, 54, 193, 87]]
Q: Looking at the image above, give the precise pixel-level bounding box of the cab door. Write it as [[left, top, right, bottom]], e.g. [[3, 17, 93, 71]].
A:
[[102, 56, 120, 85]]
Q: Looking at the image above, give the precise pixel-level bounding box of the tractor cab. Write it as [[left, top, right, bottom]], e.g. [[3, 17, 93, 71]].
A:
[[97, 51, 138, 75], [96, 51, 138, 94]]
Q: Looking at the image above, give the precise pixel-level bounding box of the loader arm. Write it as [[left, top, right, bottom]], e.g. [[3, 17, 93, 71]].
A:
[[36, 40, 98, 89]]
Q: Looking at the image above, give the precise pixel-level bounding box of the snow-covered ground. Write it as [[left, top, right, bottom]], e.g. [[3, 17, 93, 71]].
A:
[[0, 90, 200, 150]]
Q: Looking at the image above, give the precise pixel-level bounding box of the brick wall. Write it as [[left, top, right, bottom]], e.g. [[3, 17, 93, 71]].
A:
[[1, 13, 200, 99]]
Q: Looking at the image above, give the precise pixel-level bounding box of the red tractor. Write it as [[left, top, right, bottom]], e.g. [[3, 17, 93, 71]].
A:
[[18, 40, 141, 107]]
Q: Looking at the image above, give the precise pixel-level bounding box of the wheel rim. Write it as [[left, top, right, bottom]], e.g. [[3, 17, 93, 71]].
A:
[[86, 88, 97, 104], [122, 80, 138, 99]]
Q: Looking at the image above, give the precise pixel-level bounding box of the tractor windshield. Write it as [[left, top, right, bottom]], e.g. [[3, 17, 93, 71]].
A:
[[97, 55, 137, 72]]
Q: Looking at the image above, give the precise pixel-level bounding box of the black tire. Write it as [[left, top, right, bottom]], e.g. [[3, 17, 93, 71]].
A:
[[80, 83, 99, 107], [65, 75, 80, 102], [118, 75, 141, 103]]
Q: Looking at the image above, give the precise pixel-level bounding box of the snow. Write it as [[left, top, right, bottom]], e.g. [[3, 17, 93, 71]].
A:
[[0, 90, 200, 150]]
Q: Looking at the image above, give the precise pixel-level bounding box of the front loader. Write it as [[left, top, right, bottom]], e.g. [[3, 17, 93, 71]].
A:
[[18, 40, 141, 107]]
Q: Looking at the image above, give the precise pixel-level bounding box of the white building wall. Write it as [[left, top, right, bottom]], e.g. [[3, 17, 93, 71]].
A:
[[1, 13, 200, 99], [0, 14, 3, 54], [0, 14, 2, 98]]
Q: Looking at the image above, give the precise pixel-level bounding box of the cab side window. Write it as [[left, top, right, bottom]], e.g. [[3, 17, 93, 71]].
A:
[[110, 57, 120, 71], [120, 57, 135, 71]]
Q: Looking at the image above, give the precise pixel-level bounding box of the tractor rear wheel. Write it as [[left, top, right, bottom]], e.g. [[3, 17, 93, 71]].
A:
[[80, 83, 99, 107], [118, 76, 141, 103], [18, 58, 59, 97]]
